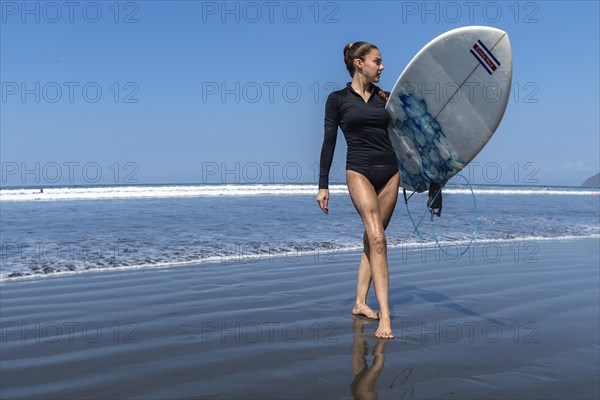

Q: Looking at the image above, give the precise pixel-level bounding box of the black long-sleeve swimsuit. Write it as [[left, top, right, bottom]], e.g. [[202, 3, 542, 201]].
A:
[[318, 83, 398, 191]]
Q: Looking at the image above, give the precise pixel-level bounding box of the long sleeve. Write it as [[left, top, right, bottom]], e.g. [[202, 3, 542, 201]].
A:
[[318, 93, 340, 189]]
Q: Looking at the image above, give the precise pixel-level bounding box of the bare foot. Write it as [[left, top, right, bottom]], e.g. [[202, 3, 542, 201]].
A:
[[352, 303, 379, 319], [375, 316, 394, 339]]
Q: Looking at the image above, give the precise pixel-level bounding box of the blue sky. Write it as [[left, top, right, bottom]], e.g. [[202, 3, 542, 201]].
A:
[[1, 0, 598, 187]]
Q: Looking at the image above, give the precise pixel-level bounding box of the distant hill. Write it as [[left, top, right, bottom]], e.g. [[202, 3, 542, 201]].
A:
[[582, 173, 600, 188]]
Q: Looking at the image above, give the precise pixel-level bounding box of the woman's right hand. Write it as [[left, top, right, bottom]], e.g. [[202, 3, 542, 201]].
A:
[[316, 188, 330, 214]]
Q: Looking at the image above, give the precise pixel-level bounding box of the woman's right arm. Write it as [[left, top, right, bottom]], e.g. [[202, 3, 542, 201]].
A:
[[317, 93, 340, 214]]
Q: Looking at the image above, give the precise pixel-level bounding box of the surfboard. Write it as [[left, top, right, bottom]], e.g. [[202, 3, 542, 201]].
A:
[[386, 26, 512, 193]]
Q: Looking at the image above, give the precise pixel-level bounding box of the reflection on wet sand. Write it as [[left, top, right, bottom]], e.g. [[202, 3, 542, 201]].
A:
[[350, 315, 389, 400]]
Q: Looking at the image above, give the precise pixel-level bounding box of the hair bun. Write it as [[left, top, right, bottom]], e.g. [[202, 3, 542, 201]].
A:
[[343, 43, 352, 56]]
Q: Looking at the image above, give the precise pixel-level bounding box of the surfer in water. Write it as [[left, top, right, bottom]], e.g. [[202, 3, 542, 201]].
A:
[[316, 42, 399, 339]]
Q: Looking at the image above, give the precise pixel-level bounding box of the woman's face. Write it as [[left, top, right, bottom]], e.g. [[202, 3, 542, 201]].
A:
[[356, 49, 384, 83]]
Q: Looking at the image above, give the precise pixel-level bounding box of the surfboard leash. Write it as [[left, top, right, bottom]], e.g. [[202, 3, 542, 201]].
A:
[[431, 174, 478, 258], [403, 188, 427, 240], [402, 182, 444, 238], [403, 174, 478, 257], [427, 183, 444, 220]]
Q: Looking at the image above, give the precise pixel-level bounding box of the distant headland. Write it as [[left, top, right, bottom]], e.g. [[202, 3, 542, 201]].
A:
[[582, 173, 600, 188]]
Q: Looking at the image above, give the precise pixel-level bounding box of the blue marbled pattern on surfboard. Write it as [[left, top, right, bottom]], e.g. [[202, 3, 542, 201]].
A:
[[393, 92, 465, 192]]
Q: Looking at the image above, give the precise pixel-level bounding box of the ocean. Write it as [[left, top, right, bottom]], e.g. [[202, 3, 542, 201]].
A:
[[1, 183, 599, 281]]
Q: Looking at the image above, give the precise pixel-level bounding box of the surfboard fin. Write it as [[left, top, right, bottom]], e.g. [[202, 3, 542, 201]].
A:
[[428, 183, 443, 220]]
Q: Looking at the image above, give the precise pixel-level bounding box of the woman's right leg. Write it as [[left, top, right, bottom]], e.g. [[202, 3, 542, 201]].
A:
[[353, 172, 400, 319], [353, 245, 377, 318], [346, 170, 398, 338]]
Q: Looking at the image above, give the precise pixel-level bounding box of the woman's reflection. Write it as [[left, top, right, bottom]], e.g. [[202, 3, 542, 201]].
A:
[[350, 315, 389, 399]]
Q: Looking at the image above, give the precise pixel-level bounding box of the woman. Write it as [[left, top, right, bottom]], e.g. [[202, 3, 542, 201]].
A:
[[316, 42, 399, 339]]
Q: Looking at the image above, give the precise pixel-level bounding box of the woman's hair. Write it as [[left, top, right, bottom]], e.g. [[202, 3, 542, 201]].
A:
[[343, 41, 389, 102]]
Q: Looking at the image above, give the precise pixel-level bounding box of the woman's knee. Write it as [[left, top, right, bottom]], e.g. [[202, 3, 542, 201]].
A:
[[367, 230, 387, 255]]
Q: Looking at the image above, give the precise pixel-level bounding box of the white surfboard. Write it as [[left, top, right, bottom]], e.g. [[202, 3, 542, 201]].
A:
[[386, 26, 512, 192]]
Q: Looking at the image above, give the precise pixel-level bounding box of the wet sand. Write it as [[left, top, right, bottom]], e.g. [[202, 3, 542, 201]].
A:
[[1, 238, 599, 399]]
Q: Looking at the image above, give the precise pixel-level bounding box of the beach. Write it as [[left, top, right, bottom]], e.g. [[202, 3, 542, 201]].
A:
[[1, 237, 598, 399], [3, 0, 599, 398]]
